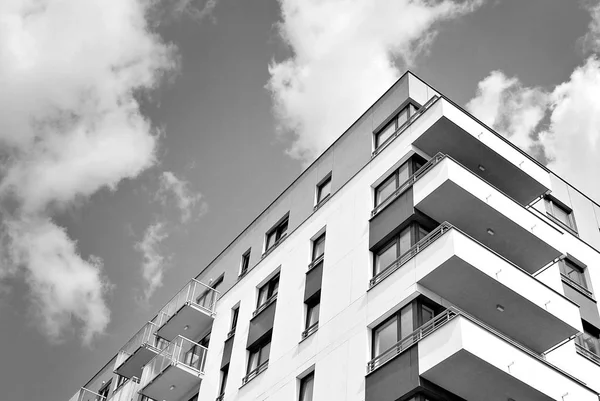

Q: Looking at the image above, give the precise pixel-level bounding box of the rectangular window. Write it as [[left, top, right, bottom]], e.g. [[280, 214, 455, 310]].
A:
[[299, 372, 315, 401], [218, 366, 229, 397], [229, 306, 239, 336], [545, 197, 577, 232], [312, 233, 326, 262], [374, 155, 426, 207], [374, 104, 418, 149], [303, 296, 320, 338], [240, 249, 251, 277], [374, 223, 430, 276], [576, 322, 600, 358], [247, 339, 271, 375], [316, 174, 332, 205], [257, 274, 280, 310], [559, 258, 588, 290], [266, 216, 289, 252]]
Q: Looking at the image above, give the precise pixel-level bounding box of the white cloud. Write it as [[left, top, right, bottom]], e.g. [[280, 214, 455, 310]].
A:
[[136, 221, 169, 302], [267, 0, 485, 164], [466, 71, 548, 151], [580, 1, 600, 53], [0, 0, 178, 343], [151, 0, 218, 24], [157, 171, 207, 223]]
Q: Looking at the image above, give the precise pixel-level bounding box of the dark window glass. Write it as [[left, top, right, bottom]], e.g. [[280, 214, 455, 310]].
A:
[[248, 340, 271, 373], [266, 217, 289, 251], [579, 329, 600, 355], [299, 372, 315, 401], [316, 176, 331, 204], [257, 274, 280, 309], [231, 307, 239, 331], [374, 104, 417, 149], [374, 317, 398, 356], [219, 366, 229, 396], [375, 241, 398, 275], [560, 259, 588, 289], [375, 162, 409, 207], [240, 250, 251, 275], [312, 234, 326, 261], [545, 198, 577, 231], [306, 300, 320, 329]]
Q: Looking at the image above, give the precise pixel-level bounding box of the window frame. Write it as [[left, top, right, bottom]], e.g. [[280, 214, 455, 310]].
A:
[[298, 371, 315, 401], [247, 339, 271, 375], [228, 305, 239, 337], [559, 257, 589, 291], [315, 173, 332, 206], [545, 197, 577, 232], [256, 273, 280, 310], [374, 223, 429, 276], [218, 366, 229, 397], [311, 233, 326, 262], [265, 215, 289, 253], [374, 154, 427, 208], [374, 103, 418, 150], [240, 249, 251, 277], [304, 295, 320, 337]]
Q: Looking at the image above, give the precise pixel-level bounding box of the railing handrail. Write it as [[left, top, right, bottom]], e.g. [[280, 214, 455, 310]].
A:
[[372, 94, 441, 157], [367, 308, 458, 373], [560, 272, 595, 298], [78, 387, 107, 401], [371, 152, 446, 217], [301, 321, 319, 339], [241, 359, 269, 385], [252, 293, 278, 318], [119, 321, 159, 357], [307, 253, 324, 272], [575, 341, 600, 366], [369, 221, 453, 287], [155, 278, 220, 328]]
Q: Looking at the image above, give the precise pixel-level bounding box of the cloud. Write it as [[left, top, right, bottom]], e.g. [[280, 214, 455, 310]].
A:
[[151, 0, 218, 24], [136, 221, 169, 302], [579, 1, 600, 53], [157, 171, 207, 223], [0, 0, 178, 343], [267, 0, 485, 164], [466, 71, 549, 151]]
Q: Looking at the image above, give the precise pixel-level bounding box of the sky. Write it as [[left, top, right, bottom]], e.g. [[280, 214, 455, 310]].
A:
[[0, 1, 599, 401]]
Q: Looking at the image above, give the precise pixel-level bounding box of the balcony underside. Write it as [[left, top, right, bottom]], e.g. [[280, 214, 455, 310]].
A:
[[114, 345, 158, 380], [413, 115, 548, 205], [156, 304, 214, 342], [419, 316, 598, 401], [414, 159, 561, 273], [416, 230, 579, 352], [423, 349, 552, 401], [140, 364, 202, 401]]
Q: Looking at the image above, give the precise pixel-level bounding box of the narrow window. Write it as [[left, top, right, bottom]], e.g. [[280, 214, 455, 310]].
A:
[[559, 258, 589, 290], [299, 372, 315, 401], [373, 316, 398, 357], [229, 306, 239, 336], [316, 174, 332, 205], [257, 274, 280, 310], [218, 366, 229, 398], [373, 224, 430, 277], [247, 339, 271, 376], [266, 216, 289, 252], [374, 104, 418, 149], [303, 296, 320, 338], [240, 249, 251, 277], [545, 197, 577, 232], [312, 233, 326, 262], [374, 156, 424, 207]]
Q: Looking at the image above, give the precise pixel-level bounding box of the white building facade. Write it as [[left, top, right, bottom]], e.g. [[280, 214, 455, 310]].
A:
[[71, 72, 600, 401]]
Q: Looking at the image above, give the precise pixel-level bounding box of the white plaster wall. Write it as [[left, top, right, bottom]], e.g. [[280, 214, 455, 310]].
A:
[[546, 339, 600, 393]]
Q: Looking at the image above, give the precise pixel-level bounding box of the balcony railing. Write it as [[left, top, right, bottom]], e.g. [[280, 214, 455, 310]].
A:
[[301, 321, 319, 339], [307, 254, 324, 272], [252, 294, 277, 318], [372, 95, 441, 157], [560, 273, 595, 298], [369, 221, 453, 288], [139, 335, 208, 390], [367, 308, 458, 373], [77, 388, 106, 401], [241, 360, 269, 386], [156, 278, 218, 328], [575, 334, 600, 366], [115, 321, 159, 369], [372, 152, 446, 217], [108, 379, 137, 401]]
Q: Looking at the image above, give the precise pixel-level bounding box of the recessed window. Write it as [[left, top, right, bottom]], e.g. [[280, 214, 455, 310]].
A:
[[545, 197, 577, 232], [265, 216, 289, 252], [247, 339, 271, 377], [240, 249, 251, 277], [374, 155, 426, 208], [299, 371, 315, 401], [559, 258, 588, 290], [303, 296, 320, 338], [374, 224, 429, 276], [316, 174, 332, 205], [576, 323, 600, 357], [229, 306, 239, 336], [374, 104, 418, 149], [312, 233, 326, 262], [218, 366, 228, 398], [257, 274, 280, 310]]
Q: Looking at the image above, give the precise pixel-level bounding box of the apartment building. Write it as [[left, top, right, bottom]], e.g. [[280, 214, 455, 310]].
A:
[[70, 71, 600, 401]]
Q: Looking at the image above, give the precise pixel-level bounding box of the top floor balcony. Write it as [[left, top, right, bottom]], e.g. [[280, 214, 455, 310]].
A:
[[114, 321, 163, 380], [155, 278, 219, 342]]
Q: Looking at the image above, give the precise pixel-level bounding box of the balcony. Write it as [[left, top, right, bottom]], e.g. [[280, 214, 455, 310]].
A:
[[76, 387, 105, 401], [409, 96, 550, 205], [108, 379, 138, 401], [367, 309, 598, 401], [155, 278, 219, 342], [114, 321, 161, 379], [369, 222, 580, 353], [139, 336, 207, 401], [413, 155, 562, 273]]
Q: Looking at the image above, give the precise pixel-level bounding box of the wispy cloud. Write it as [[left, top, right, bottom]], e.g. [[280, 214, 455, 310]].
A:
[[0, 0, 178, 344], [151, 0, 218, 24], [466, 3, 600, 202], [136, 221, 170, 303], [157, 171, 207, 223], [267, 0, 485, 164]]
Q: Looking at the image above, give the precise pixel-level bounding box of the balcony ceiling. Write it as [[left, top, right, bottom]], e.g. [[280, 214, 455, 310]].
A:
[[416, 180, 561, 273], [422, 349, 553, 401], [115, 346, 157, 380], [140, 365, 201, 401], [156, 305, 213, 342], [414, 117, 547, 205]]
